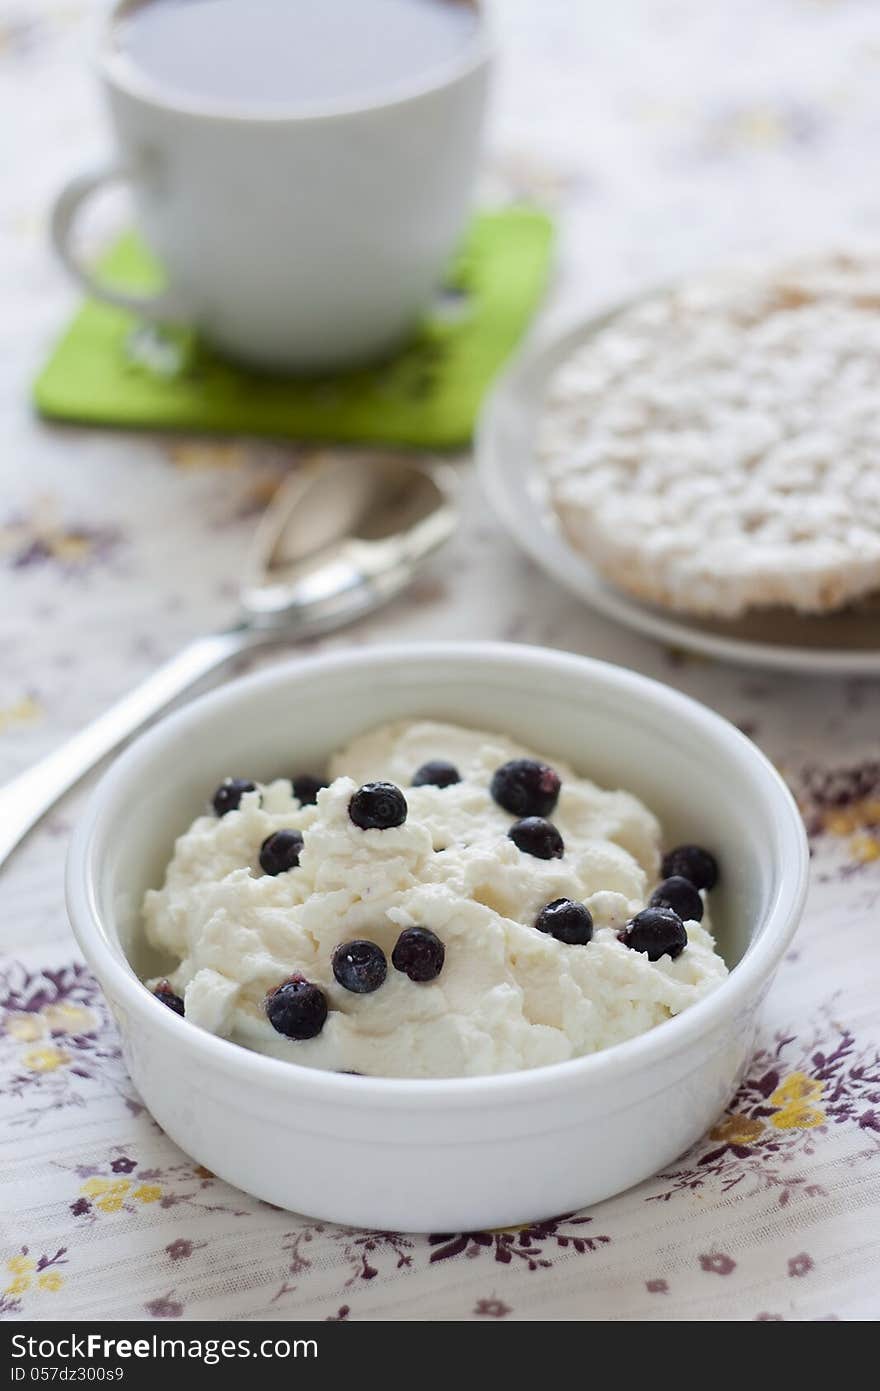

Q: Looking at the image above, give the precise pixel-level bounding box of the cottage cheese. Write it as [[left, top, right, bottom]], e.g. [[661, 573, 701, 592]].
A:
[[541, 252, 880, 617], [143, 721, 727, 1077]]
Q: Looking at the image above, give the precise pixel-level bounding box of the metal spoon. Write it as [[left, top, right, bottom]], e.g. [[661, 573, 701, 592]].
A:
[[0, 452, 457, 869]]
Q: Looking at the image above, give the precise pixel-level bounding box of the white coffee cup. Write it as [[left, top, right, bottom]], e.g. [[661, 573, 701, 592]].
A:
[[51, 0, 492, 372]]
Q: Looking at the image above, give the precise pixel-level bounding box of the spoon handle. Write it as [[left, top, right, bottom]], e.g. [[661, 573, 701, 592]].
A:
[[0, 628, 252, 871]]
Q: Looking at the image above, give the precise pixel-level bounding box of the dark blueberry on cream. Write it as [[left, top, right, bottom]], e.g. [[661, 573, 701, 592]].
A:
[[391, 927, 445, 982], [619, 907, 687, 961], [259, 829, 304, 876], [535, 898, 593, 944], [661, 844, 718, 891], [212, 778, 257, 817], [649, 875, 703, 923], [265, 975, 327, 1039], [412, 759, 461, 788], [152, 980, 184, 1016], [349, 781, 408, 830], [490, 758, 561, 818], [332, 940, 387, 994], [291, 774, 327, 806], [508, 816, 564, 860]]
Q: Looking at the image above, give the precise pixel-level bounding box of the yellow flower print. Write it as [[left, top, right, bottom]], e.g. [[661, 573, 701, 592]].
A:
[[22, 1045, 70, 1073], [81, 1178, 131, 1213], [166, 441, 249, 470], [0, 501, 120, 573], [772, 1104, 825, 1131], [769, 1072, 826, 1130], [4, 1254, 35, 1296], [848, 832, 880, 865], [42, 1002, 98, 1035], [52, 535, 91, 562], [710, 1113, 766, 1146], [4, 1012, 47, 1042], [4, 1254, 66, 1298], [96, 1187, 129, 1213], [770, 1072, 823, 1107], [132, 1184, 162, 1205], [820, 798, 880, 837], [80, 1177, 163, 1213], [0, 695, 42, 733], [733, 106, 787, 148]]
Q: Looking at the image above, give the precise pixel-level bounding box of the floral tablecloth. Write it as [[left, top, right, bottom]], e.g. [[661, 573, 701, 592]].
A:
[[2, 0, 879, 1321]]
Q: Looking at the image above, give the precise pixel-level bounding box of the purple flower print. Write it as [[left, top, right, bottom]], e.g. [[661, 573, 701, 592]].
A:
[[646, 1278, 669, 1294], [145, 1293, 184, 1319], [166, 1240, 193, 1262], [700, 1251, 736, 1276], [788, 1253, 814, 1278], [5, 508, 124, 575], [69, 1198, 90, 1217], [474, 1297, 511, 1318], [111, 1157, 136, 1174], [341, 1231, 413, 1283], [429, 1214, 610, 1271]]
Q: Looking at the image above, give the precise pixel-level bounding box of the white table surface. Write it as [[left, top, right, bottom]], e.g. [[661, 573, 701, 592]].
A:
[[1, 0, 879, 1321]]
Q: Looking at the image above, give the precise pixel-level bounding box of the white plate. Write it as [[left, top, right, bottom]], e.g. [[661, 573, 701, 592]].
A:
[[477, 312, 880, 675]]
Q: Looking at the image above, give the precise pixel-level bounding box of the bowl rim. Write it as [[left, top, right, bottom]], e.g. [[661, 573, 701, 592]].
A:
[[66, 640, 809, 1111]]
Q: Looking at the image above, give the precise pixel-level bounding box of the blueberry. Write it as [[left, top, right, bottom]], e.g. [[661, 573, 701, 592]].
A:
[[412, 759, 461, 788], [508, 817, 564, 860], [152, 980, 184, 1016], [332, 940, 387, 994], [349, 781, 407, 830], [649, 875, 704, 923], [212, 778, 257, 817], [535, 898, 593, 944], [259, 829, 304, 876], [661, 844, 718, 891], [265, 975, 328, 1039], [292, 774, 327, 806], [391, 927, 445, 982], [490, 758, 561, 818], [619, 907, 687, 961]]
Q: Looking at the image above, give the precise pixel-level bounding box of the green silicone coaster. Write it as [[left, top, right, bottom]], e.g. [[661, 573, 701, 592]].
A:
[[34, 207, 554, 449]]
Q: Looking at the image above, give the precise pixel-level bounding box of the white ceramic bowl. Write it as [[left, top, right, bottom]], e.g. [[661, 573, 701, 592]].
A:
[[66, 642, 808, 1232]]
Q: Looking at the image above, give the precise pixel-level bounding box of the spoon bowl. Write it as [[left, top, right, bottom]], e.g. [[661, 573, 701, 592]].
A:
[[240, 453, 457, 628]]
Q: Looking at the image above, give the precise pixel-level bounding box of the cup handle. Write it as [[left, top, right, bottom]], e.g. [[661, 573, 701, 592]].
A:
[[50, 163, 186, 322]]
